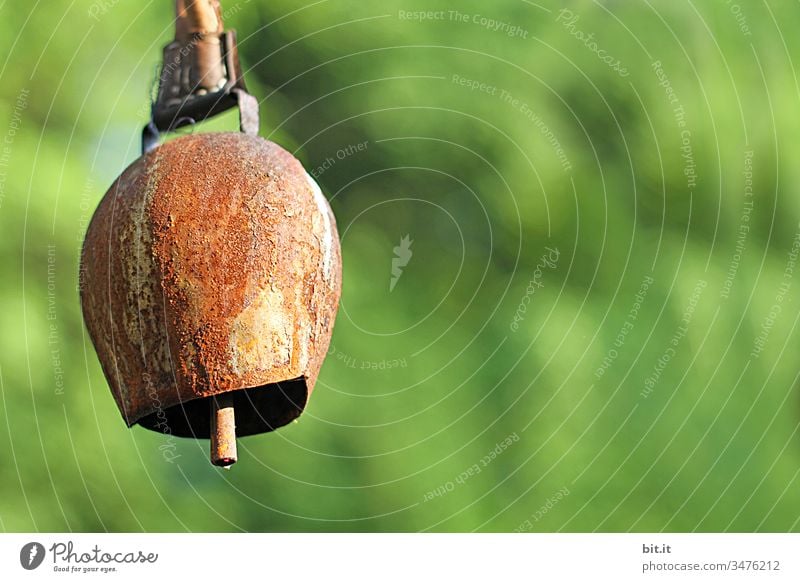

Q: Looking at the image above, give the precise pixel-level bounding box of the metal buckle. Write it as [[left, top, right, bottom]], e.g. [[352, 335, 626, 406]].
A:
[[142, 29, 259, 153]]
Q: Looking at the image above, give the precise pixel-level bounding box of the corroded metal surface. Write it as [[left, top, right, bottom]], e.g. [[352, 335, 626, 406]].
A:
[[80, 132, 341, 437], [210, 393, 237, 466]]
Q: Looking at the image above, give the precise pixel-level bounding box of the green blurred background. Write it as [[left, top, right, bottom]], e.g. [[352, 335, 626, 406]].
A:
[[1, 0, 800, 532]]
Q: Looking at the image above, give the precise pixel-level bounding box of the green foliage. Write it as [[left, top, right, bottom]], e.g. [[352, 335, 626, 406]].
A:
[[1, 0, 799, 531]]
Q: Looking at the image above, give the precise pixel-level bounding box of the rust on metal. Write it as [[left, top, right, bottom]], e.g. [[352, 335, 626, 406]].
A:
[[80, 133, 342, 457], [210, 393, 237, 467]]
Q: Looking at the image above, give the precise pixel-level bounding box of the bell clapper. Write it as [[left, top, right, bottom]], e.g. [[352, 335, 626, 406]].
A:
[[210, 393, 237, 468]]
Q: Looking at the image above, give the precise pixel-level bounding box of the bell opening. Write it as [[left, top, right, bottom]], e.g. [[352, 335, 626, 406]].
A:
[[135, 377, 309, 438]]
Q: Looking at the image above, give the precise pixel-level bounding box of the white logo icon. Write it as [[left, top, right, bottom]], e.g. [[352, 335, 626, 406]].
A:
[[390, 235, 413, 292]]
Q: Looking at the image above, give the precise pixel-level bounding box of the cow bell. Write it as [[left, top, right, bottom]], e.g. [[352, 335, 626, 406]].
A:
[[81, 128, 342, 466], [80, 2, 343, 467]]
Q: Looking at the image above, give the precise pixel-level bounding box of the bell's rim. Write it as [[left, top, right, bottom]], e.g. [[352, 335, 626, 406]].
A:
[[132, 376, 309, 438]]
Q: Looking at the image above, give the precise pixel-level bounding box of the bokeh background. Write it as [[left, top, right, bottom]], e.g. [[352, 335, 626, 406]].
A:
[[2, 0, 800, 532]]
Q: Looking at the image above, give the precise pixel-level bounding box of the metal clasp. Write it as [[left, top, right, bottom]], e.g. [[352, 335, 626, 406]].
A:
[[142, 28, 259, 153]]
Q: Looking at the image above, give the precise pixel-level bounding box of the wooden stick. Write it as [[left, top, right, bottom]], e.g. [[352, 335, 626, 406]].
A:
[[210, 393, 237, 468]]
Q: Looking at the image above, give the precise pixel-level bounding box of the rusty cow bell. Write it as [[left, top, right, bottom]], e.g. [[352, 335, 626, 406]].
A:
[[79, 1, 341, 467]]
